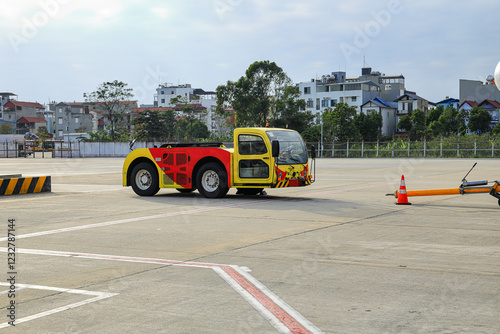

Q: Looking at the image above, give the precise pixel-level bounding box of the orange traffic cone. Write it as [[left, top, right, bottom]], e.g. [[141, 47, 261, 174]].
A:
[[396, 175, 411, 205]]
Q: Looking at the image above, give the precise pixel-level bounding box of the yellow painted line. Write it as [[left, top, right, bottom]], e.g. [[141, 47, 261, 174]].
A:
[[5, 178, 18, 195], [20, 178, 32, 194], [34, 176, 46, 193]]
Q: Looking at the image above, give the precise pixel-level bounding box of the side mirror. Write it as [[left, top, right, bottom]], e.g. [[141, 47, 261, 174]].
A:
[[129, 138, 137, 151], [271, 140, 280, 158], [310, 145, 316, 159]]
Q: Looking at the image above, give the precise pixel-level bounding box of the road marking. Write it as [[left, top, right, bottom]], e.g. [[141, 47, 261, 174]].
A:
[[0, 282, 117, 329], [0, 248, 323, 334]]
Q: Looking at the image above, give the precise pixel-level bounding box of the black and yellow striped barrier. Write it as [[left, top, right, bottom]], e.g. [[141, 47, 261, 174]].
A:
[[0, 176, 51, 196]]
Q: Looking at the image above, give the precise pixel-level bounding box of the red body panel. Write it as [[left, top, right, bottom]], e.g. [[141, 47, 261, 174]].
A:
[[147, 147, 232, 189]]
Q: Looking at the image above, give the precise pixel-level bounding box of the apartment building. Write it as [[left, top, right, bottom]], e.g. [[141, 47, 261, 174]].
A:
[[155, 83, 221, 133]]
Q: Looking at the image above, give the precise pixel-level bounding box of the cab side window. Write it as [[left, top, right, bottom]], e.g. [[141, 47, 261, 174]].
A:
[[238, 135, 267, 155]]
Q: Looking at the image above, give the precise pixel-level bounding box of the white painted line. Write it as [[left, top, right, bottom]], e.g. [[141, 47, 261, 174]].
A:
[[0, 282, 118, 329], [0, 286, 28, 295], [1, 248, 322, 334], [232, 265, 323, 334], [213, 266, 291, 334]]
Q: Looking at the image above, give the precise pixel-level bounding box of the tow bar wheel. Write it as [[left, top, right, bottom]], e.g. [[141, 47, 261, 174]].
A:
[[131, 162, 159, 196], [197, 162, 229, 198]]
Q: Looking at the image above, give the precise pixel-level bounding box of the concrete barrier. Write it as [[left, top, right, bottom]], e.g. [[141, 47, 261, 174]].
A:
[[0, 175, 51, 196]]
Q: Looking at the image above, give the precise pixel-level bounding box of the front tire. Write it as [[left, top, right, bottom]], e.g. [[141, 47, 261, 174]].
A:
[[196, 162, 229, 198], [130, 162, 159, 196]]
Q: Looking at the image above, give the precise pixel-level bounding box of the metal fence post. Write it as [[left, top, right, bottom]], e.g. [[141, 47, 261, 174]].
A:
[[424, 139, 426, 158], [392, 141, 394, 158], [440, 139, 443, 158], [493, 141, 495, 158], [407, 140, 410, 157], [347, 140, 349, 158], [361, 140, 364, 158]]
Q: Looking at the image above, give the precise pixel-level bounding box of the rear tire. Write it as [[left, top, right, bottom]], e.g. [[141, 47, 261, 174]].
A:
[[196, 162, 229, 198], [130, 162, 159, 196]]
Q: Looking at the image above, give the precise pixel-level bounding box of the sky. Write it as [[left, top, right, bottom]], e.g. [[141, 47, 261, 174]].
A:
[[1, 0, 499, 106]]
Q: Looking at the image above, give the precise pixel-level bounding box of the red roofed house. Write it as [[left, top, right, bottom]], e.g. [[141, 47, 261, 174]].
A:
[[3, 101, 45, 122], [478, 100, 500, 126], [17, 116, 47, 135], [2, 101, 46, 134]]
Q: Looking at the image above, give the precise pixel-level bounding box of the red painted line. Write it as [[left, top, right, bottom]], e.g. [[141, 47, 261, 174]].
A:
[[220, 265, 311, 334], [15, 248, 313, 333]]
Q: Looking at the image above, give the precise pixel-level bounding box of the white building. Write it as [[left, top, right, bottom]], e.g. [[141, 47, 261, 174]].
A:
[[155, 84, 221, 133], [297, 67, 408, 136], [298, 71, 380, 117], [360, 97, 398, 137]]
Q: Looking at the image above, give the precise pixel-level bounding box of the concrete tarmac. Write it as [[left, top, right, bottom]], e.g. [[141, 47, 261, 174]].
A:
[[0, 157, 499, 333]]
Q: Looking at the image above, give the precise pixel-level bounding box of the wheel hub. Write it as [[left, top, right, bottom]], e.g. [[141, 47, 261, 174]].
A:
[[202, 170, 219, 192], [136, 170, 151, 190]]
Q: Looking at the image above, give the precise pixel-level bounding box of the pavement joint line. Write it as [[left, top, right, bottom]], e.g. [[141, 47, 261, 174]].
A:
[[0, 248, 322, 334], [0, 282, 118, 329]]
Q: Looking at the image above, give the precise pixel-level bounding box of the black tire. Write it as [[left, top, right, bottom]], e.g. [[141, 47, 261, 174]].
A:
[[236, 188, 264, 196], [196, 162, 229, 198], [176, 188, 195, 194], [130, 162, 160, 196]]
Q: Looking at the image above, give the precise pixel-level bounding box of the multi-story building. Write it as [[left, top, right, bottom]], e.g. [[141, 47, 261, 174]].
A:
[[298, 67, 409, 137], [49, 101, 137, 139], [52, 102, 93, 139], [155, 83, 220, 133], [1, 100, 46, 134], [298, 67, 407, 117], [394, 93, 435, 132]]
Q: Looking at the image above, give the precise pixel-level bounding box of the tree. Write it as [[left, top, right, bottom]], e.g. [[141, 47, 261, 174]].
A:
[[176, 118, 209, 140], [270, 85, 312, 133], [37, 126, 50, 140], [436, 106, 460, 136], [354, 111, 382, 141], [0, 123, 13, 134], [301, 125, 321, 143], [216, 60, 296, 127], [84, 80, 134, 141], [411, 109, 426, 139], [323, 103, 360, 142], [397, 115, 412, 133], [457, 109, 469, 135], [426, 105, 443, 126], [133, 109, 176, 140], [468, 107, 492, 134], [492, 123, 500, 136]]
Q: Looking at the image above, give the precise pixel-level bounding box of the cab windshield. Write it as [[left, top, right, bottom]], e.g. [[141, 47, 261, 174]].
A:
[[266, 130, 308, 165]]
